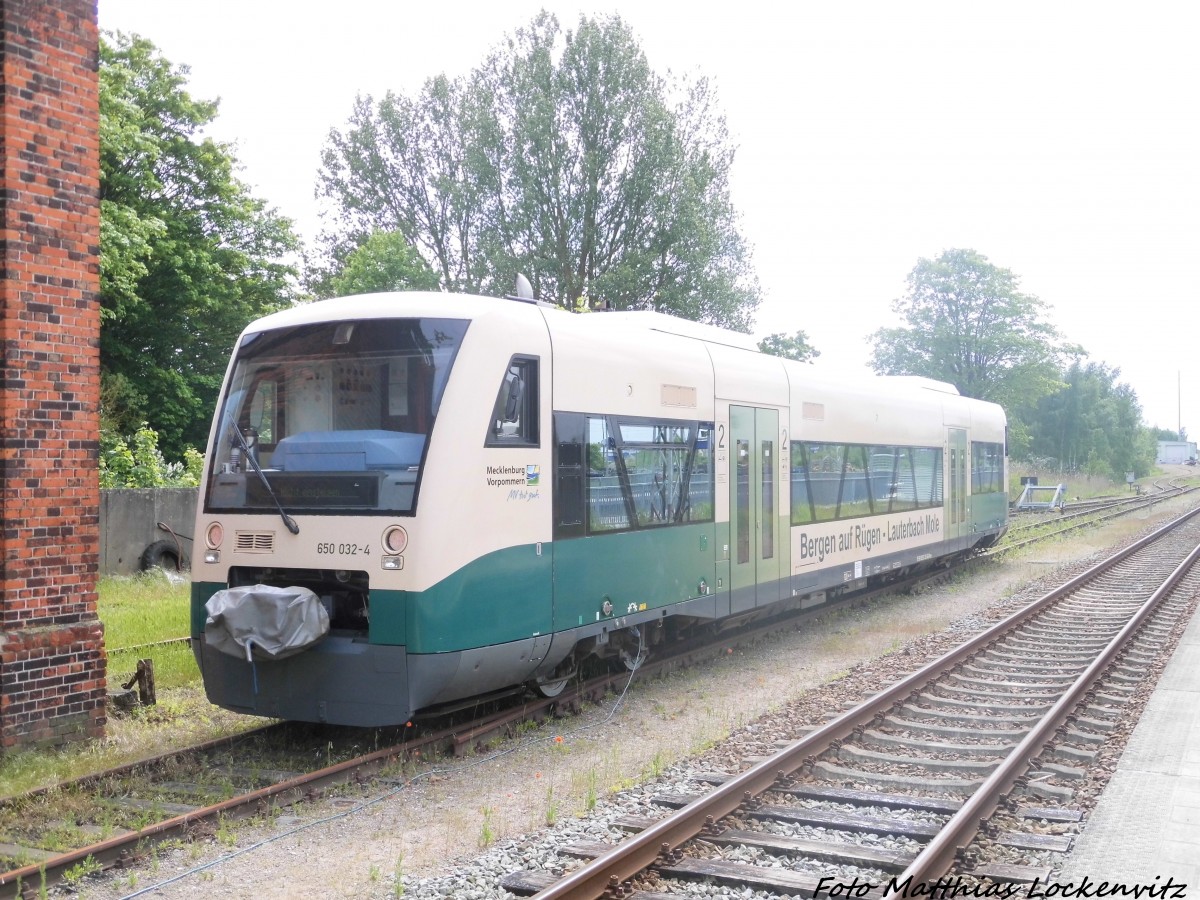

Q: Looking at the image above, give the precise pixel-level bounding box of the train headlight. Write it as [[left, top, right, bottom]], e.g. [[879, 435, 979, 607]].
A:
[[205, 521, 224, 550], [381, 556, 404, 570], [204, 522, 223, 563], [382, 525, 408, 555]]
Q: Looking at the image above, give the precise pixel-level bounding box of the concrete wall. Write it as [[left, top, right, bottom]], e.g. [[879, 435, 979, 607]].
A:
[[100, 488, 197, 576]]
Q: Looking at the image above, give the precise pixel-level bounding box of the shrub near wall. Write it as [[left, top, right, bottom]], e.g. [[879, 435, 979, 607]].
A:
[[100, 425, 203, 489]]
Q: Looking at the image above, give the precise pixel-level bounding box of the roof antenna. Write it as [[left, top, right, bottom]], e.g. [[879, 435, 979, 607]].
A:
[[507, 273, 535, 303]]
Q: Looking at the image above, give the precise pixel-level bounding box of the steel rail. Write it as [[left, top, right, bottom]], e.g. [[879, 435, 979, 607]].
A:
[[531, 505, 1200, 899], [885, 525, 1200, 894], [0, 712, 470, 897], [991, 485, 1197, 555]]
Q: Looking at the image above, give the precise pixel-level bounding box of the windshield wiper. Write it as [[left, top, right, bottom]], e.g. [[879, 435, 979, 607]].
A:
[[225, 413, 300, 535]]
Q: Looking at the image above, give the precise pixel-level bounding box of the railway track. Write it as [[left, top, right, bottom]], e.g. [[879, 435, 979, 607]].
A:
[[997, 480, 1193, 553], [2, 489, 1196, 898], [496, 506, 1200, 898], [0, 558, 965, 899]]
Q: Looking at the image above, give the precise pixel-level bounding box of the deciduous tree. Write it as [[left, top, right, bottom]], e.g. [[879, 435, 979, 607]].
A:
[[322, 230, 440, 297], [758, 331, 819, 363], [869, 249, 1075, 414], [317, 12, 760, 330], [1026, 361, 1155, 479], [100, 33, 299, 460]]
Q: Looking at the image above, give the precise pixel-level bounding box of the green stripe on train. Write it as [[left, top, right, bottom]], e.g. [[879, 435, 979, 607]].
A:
[[397, 523, 716, 653]]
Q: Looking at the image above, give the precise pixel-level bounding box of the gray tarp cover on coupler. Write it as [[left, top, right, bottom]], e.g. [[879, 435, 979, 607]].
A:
[[205, 584, 329, 662]]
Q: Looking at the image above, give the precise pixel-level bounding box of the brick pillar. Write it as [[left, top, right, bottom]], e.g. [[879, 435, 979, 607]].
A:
[[0, 0, 105, 749]]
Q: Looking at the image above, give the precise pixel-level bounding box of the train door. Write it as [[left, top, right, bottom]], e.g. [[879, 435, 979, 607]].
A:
[[946, 427, 969, 539], [729, 406, 781, 612]]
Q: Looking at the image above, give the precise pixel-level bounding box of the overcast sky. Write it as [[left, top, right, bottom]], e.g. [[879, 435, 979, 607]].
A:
[[98, 0, 1198, 437]]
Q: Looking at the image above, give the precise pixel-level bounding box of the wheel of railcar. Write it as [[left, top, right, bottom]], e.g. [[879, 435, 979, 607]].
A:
[[619, 626, 648, 671], [531, 660, 576, 698], [533, 676, 570, 698]]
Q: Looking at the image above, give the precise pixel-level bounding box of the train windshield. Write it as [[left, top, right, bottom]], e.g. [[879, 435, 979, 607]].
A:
[[205, 317, 469, 515]]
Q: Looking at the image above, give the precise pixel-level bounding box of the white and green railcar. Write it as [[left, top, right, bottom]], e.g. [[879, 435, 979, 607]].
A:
[[192, 291, 1007, 726]]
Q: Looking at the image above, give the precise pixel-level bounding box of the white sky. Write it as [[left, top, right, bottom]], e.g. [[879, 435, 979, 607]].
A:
[[98, 0, 1199, 437]]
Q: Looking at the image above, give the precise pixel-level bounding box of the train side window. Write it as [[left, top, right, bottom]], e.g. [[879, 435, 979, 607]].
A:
[[790, 442, 815, 524], [486, 356, 539, 447], [838, 445, 873, 518], [553, 412, 586, 538], [586, 417, 631, 532], [869, 447, 899, 513], [909, 446, 942, 506], [807, 443, 844, 522], [971, 441, 1004, 494]]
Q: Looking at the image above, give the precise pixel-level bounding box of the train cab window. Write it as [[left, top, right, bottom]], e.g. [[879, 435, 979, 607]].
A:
[[205, 317, 469, 516], [486, 356, 539, 447]]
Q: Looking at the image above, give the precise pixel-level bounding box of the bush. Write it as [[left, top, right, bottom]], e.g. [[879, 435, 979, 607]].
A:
[[100, 423, 204, 488]]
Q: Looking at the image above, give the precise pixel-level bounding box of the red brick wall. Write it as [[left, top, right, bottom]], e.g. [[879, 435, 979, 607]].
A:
[[0, 0, 105, 748]]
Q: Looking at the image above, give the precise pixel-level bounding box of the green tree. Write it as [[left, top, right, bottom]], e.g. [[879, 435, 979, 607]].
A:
[[1150, 425, 1187, 442], [758, 331, 819, 363], [322, 229, 440, 297], [100, 33, 299, 460], [317, 12, 760, 330], [1027, 361, 1155, 479], [869, 249, 1077, 415]]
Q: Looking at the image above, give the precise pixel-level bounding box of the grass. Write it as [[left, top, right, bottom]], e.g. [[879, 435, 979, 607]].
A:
[[100, 571, 197, 691], [478, 805, 496, 848]]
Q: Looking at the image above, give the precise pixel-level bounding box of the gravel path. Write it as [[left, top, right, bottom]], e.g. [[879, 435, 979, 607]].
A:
[[78, 487, 1198, 900]]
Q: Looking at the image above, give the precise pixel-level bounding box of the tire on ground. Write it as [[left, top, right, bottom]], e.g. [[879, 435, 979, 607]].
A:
[[139, 539, 186, 573]]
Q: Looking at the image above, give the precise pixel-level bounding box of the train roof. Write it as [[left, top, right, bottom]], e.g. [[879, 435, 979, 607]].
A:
[[877, 375, 960, 395], [564, 309, 759, 351], [237, 293, 980, 411], [240, 290, 761, 352], [240, 291, 495, 333]]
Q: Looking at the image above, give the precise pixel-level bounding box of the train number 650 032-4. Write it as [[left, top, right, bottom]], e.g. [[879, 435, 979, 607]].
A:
[[316, 543, 368, 556]]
